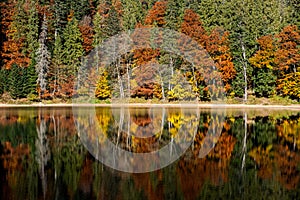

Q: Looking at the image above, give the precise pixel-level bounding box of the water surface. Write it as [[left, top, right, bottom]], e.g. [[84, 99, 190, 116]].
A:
[[1, 107, 300, 199]]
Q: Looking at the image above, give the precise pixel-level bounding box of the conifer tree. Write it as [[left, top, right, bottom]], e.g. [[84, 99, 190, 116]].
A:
[[36, 15, 50, 99], [25, 1, 39, 60], [62, 12, 84, 75], [9, 64, 23, 99], [121, 0, 144, 30], [165, 0, 185, 31]]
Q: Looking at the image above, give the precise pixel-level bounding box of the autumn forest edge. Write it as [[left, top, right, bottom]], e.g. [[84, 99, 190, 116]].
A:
[[0, 0, 300, 103]]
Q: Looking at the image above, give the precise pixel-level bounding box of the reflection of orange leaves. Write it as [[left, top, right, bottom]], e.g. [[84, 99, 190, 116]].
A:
[[1, 142, 30, 171], [132, 172, 164, 200], [207, 132, 236, 160], [79, 158, 93, 194], [249, 145, 273, 179], [276, 118, 300, 147], [274, 145, 300, 190], [177, 156, 229, 200], [131, 136, 160, 153]]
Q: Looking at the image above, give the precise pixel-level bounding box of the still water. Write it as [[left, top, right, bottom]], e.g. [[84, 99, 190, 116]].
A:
[[1, 107, 300, 199]]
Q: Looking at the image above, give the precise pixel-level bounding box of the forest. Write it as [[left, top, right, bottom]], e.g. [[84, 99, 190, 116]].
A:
[[0, 0, 299, 103]]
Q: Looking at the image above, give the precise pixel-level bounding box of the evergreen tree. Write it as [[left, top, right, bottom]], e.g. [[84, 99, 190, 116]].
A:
[[49, 34, 64, 97], [25, 62, 38, 96], [0, 68, 5, 95], [92, 12, 103, 47], [70, 0, 90, 20], [102, 5, 121, 38], [9, 64, 24, 99], [36, 15, 51, 99], [253, 68, 276, 97], [62, 13, 84, 75], [164, 0, 185, 31], [121, 0, 144, 30], [53, 0, 69, 35], [25, 1, 39, 60]]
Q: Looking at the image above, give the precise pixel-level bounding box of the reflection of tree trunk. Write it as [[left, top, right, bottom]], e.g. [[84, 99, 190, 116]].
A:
[[126, 109, 130, 151], [159, 108, 166, 140], [36, 111, 50, 199], [241, 112, 247, 172], [117, 107, 124, 146]]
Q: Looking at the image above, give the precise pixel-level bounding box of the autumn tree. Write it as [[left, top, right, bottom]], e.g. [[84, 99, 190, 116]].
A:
[[79, 15, 94, 53], [2, 1, 30, 69], [180, 9, 210, 100], [144, 0, 167, 27], [95, 70, 111, 99], [206, 28, 236, 93], [249, 35, 277, 97], [275, 25, 300, 100]]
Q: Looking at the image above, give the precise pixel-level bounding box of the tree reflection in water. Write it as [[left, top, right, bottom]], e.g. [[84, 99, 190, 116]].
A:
[[0, 108, 300, 199]]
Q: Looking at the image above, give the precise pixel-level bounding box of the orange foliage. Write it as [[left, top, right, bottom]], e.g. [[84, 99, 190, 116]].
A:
[[206, 28, 236, 91], [275, 25, 300, 74], [181, 9, 207, 47], [250, 35, 276, 69], [1, 1, 29, 69], [144, 1, 167, 27], [79, 16, 94, 53]]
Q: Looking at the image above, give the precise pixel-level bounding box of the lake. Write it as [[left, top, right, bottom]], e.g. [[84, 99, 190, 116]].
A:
[[1, 106, 300, 199]]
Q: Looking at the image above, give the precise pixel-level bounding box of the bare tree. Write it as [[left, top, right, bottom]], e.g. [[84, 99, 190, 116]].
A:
[[36, 14, 50, 99]]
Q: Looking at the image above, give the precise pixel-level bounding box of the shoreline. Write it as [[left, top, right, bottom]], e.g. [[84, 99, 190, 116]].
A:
[[1, 103, 300, 110]]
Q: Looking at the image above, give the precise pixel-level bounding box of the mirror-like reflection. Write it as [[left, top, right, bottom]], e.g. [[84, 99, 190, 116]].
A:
[[1, 107, 300, 199]]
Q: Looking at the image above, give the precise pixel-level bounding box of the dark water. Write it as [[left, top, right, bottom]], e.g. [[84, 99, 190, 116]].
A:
[[1, 107, 300, 200]]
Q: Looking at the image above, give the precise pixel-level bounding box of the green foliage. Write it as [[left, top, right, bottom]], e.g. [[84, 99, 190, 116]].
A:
[[231, 72, 245, 98], [102, 6, 121, 38], [25, 61, 38, 96], [253, 68, 276, 97], [92, 12, 103, 46], [0, 68, 7, 95], [70, 0, 90, 20], [164, 0, 185, 30], [62, 15, 84, 75], [9, 64, 25, 99], [121, 0, 145, 30], [25, 3, 39, 59], [53, 0, 70, 35]]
